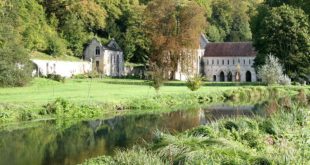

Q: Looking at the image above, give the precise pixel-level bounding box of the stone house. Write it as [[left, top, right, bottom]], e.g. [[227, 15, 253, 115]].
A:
[[202, 42, 257, 82], [84, 38, 124, 77]]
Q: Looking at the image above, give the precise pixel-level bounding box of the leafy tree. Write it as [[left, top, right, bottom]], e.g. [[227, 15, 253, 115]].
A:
[[206, 0, 253, 42], [0, 1, 32, 87], [145, 0, 206, 80], [251, 5, 310, 81], [265, 0, 310, 14], [123, 4, 150, 64]]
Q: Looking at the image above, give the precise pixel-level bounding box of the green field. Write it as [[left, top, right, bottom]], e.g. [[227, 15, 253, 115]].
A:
[[0, 78, 239, 105]]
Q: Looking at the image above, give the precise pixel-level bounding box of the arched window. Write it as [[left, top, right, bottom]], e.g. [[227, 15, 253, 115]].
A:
[[207, 60, 209, 65], [95, 46, 100, 56], [222, 60, 224, 65], [233, 59, 235, 65], [212, 60, 214, 65], [249, 59, 251, 65], [227, 60, 230, 65], [217, 59, 219, 65]]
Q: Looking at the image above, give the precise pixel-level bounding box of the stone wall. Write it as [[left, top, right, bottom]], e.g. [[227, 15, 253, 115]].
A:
[[31, 60, 92, 78]]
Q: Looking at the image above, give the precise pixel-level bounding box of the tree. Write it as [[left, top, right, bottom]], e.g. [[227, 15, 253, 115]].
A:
[[145, 0, 206, 80], [257, 55, 290, 85], [265, 0, 310, 15], [0, 1, 32, 87], [251, 5, 310, 81]]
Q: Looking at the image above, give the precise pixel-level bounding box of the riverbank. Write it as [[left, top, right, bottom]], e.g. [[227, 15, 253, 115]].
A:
[[81, 92, 310, 165], [0, 78, 309, 124]]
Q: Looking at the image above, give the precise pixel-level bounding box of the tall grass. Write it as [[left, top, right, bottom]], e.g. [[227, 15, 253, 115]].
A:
[[81, 91, 309, 165]]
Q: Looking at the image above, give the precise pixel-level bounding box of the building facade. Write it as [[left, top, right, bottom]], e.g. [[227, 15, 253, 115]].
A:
[[202, 42, 257, 82], [84, 38, 124, 77]]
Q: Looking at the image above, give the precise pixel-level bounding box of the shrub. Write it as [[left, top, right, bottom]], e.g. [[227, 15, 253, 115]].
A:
[[42, 98, 73, 115], [46, 74, 65, 82], [241, 132, 260, 148], [250, 157, 272, 165], [224, 121, 239, 131], [186, 75, 203, 91], [72, 74, 88, 79], [279, 75, 291, 85], [259, 120, 277, 135], [188, 126, 215, 137], [148, 70, 164, 92], [257, 55, 288, 85]]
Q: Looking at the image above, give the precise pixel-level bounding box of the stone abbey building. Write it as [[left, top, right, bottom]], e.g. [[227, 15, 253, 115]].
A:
[[202, 42, 257, 82]]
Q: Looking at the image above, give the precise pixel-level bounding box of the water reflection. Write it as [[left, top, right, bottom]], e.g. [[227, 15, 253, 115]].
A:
[[0, 104, 255, 165]]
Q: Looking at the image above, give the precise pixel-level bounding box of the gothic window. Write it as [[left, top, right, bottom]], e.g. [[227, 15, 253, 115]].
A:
[[238, 59, 240, 63], [233, 59, 235, 65], [222, 60, 224, 65], [217, 59, 219, 65], [244, 59, 246, 64], [249, 59, 251, 65], [227, 60, 229, 65], [212, 60, 214, 65], [95, 46, 100, 56]]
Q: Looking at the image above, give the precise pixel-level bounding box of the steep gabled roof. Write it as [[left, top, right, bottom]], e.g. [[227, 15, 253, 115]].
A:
[[106, 39, 122, 51], [200, 33, 209, 49], [204, 42, 256, 57]]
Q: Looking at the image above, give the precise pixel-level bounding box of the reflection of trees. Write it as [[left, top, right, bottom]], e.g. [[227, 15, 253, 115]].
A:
[[0, 125, 58, 165], [0, 109, 201, 165]]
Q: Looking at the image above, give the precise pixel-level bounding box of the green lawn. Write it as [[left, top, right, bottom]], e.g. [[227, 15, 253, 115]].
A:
[[0, 78, 237, 105]]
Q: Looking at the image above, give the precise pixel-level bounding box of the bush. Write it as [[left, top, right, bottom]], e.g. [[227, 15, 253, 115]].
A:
[[224, 121, 239, 131], [259, 120, 277, 135], [188, 126, 215, 137], [186, 75, 203, 91], [250, 157, 272, 165], [279, 75, 291, 85], [258, 55, 289, 85], [241, 132, 260, 148], [46, 74, 65, 82]]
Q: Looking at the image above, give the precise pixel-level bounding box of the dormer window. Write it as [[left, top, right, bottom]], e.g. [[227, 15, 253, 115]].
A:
[[96, 46, 100, 56]]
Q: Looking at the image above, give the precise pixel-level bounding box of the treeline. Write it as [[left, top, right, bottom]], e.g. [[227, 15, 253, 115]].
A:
[[0, 0, 309, 86], [0, 0, 264, 62]]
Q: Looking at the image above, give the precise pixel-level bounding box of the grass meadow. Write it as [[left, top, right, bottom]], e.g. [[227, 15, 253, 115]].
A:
[[0, 78, 238, 105]]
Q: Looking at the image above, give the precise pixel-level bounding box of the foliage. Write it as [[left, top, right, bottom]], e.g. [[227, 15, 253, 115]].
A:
[[264, 0, 310, 15], [83, 100, 309, 164], [0, 0, 32, 87], [145, 0, 206, 80], [257, 55, 291, 85], [186, 75, 203, 91], [46, 74, 65, 83], [2, 78, 307, 123], [251, 5, 310, 81]]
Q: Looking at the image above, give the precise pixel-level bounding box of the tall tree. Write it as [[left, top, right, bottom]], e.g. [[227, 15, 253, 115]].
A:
[[0, 0, 32, 86], [145, 0, 206, 79], [251, 5, 310, 81], [264, 0, 309, 14]]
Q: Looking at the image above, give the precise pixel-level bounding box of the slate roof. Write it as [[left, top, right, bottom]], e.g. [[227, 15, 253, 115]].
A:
[[204, 42, 256, 57]]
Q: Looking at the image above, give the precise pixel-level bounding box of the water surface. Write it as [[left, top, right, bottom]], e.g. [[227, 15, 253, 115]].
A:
[[0, 104, 256, 165]]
